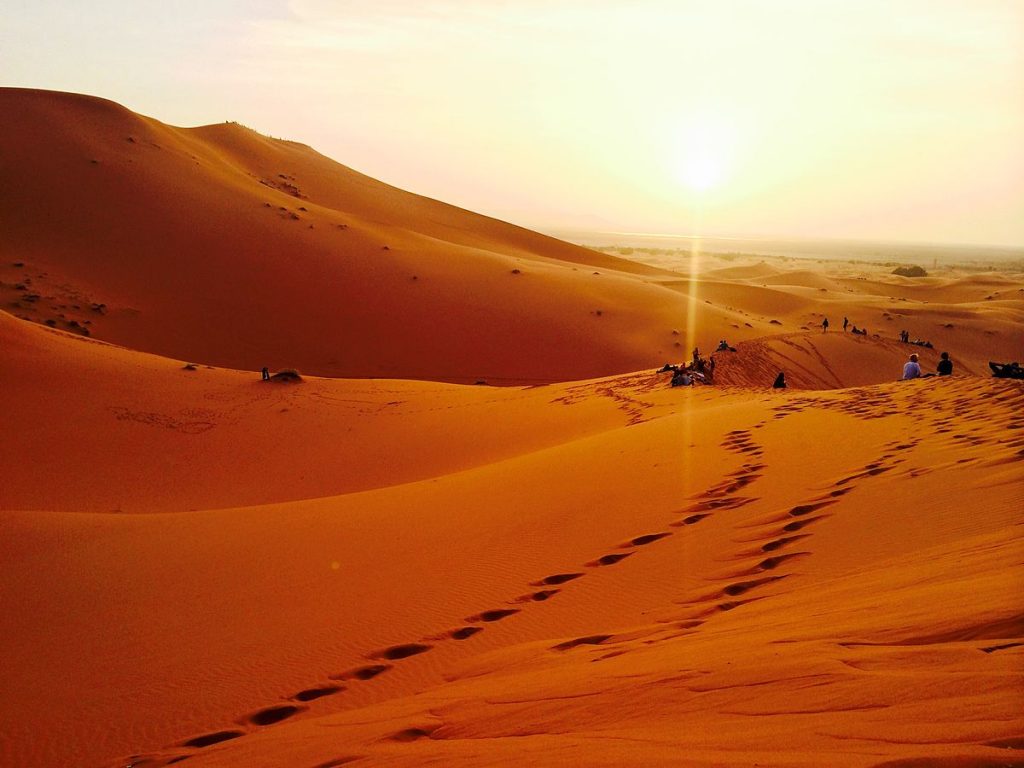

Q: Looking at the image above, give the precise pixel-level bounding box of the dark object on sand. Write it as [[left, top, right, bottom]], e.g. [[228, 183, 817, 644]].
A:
[[989, 362, 1023, 379], [773, 372, 787, 389], [269, 368, 303, 383], [892, 265, 927, 277], [261, 366, 270, 381]]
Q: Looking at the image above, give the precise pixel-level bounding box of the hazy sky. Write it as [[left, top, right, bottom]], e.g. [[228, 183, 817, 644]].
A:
[[3, 0, 1022, 245]]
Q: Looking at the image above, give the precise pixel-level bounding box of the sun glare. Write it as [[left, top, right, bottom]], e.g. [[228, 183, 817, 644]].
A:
[[672, 116, 733, 193]]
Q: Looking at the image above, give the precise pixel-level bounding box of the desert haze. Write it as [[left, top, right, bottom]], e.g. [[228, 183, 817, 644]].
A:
[[1, 89, 1022, 768]]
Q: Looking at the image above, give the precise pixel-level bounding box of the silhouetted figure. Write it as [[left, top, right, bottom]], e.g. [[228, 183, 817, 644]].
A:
[[773, 372, 787, 389], [822, 317, 829, 333], [989, 362, 1022, 379], [937, 352, 953, 376], [843, 316, 849, 332], [716, 340, 736, 352], [902, 353, 922, 380], [261, 367, 270, 381], [671, 370, 693, 387]]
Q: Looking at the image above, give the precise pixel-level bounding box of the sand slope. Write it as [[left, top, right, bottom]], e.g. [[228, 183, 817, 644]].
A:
[[0, 312, 1021, 768], [0, 88, 691, 383]]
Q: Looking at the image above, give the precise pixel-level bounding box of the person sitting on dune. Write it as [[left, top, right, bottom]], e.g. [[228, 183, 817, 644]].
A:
[[937, 352, 953, 376], [902, 353, 922, 380], [716, 340, 736, 352], [773, 371, 787, 389], [671, 369, 693, 387]]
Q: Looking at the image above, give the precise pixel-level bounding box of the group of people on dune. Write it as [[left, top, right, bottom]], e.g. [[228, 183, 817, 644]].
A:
[[823, 316, 868, 335], [659, 343, 735, 387], [902, 351, 953, 380], [660, 326, 965, 390], [899, 329, 933, 347]]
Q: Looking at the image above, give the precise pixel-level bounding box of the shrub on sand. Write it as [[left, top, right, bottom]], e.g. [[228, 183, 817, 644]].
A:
[[892, 265, 927, 277]]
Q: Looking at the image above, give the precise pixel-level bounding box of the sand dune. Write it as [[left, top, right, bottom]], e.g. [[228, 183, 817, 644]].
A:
[[4, 89, 1019, 385], [1, 89, 1022, 768], [0, 88, 685, 383], [1, 310, 1022, 768]]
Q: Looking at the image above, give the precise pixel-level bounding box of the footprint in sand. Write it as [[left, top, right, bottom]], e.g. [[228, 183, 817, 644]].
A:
[[372, 643, 433, 660], [622, 532, 672, 547], [758, 552, 808, 571], [245, 704, 306, 727], [293, 685, 344, 702], [551, 634, 614, 651], [672, 513, 711, 527], [788, 500, 836, 517], [720, 575, 787, 597], [331, 663, 391, 681], [782, 515, 827, 533], [761, 534, 811, 552], [449, 626, 483, 640], [465, 609, 520, 623], [533, 572, 584, 586], [515, 588, 561, 601], [586, 552, 633, 566], [181, 729, 244, 748]]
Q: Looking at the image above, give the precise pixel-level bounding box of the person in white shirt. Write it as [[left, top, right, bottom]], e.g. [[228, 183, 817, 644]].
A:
[[902, 353, 922, 380]]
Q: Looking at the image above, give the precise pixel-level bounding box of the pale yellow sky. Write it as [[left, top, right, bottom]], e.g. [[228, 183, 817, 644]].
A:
[[4, 0, 1023, 245]]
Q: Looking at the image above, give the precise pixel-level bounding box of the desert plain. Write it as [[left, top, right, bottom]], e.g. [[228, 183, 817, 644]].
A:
[[1, 89, 1022, 768]]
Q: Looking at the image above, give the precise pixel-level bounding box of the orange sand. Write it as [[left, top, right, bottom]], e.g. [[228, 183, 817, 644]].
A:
[[0, 90, 1022, 768]]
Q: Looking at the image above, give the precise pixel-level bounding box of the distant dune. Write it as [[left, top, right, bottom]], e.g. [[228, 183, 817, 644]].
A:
[[2, 89, 1020, 384]]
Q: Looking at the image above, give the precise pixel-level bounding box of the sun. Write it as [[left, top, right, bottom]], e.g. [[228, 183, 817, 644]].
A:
[[672, 115, 733, 193]]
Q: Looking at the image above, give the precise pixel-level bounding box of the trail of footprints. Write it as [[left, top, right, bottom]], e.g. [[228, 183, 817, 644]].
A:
[[124, 428, 774, 766], [120, 384, 1024, 765]]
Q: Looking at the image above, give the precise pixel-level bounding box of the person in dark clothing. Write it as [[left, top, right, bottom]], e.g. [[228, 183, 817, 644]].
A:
[[261, 366, 270, 381], [843, 316, 849, 332], [937, 352, 953, 376], [822, 317, 829, 333], [773, 372, 787, 389]]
